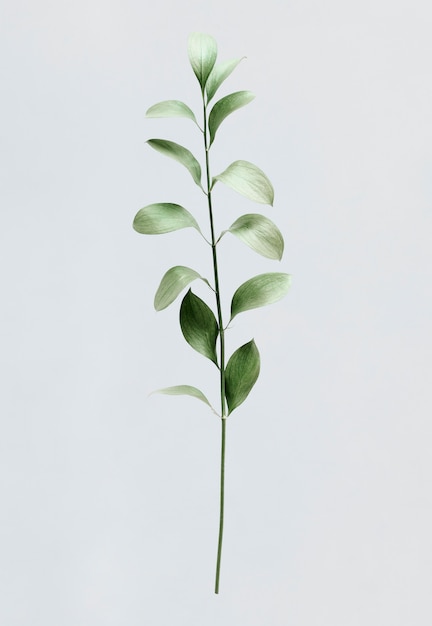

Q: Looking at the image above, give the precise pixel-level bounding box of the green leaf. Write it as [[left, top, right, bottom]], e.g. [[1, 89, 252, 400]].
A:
[[187, 33, 217, 90], [230, 272, 291, 321], [133, 203, 200, 235], [206, 57, 246, 102], [225, 213, 284, 260], [154, 266, 204, 311], [147, 139, 203, 189], [225, 340, 260, 414], [208, 91, 255, 146], [153, 385, 214, 409], [145, 100, 198, 125], [180, 290, 219, 364], [213, 160, 274, 205]]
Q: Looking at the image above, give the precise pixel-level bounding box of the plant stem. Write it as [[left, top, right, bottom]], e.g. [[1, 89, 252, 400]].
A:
[[202, 93, 226, 594], [215, 417, 226, 593]]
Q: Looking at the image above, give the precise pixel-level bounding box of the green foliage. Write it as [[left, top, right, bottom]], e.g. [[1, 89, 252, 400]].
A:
[[180, 289, 219, 365], [146, 100, 199, 126], [225, 340, 260, 414], [133, 203, 200, 234], [212, 160, 274, 205], [153, 385, 213, 410], [187, 32, 217, 90], [208, 91, 255, 145], [206, 57, 246, 102], [147, 139, 203, 189], [224, 213, 284, 260], [230, 272, 291, 321], [132, 33, 291, 593], [154, 266, 207, 311]]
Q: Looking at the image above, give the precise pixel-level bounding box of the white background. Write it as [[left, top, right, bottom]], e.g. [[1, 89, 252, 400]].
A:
[[1, 0, 431, 624]]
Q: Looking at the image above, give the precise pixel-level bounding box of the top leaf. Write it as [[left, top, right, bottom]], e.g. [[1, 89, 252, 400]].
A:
[[146, 100, 198, 125], [206, 57, 246, 102], [188, 33, 217, 91], [208, 91, 255, 146]]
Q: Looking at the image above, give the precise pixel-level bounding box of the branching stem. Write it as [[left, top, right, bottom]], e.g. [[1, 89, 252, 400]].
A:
[[202, 94, 226, 594]]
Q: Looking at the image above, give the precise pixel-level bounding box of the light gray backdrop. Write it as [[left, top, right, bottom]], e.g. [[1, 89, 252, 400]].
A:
[[1, 0, 431, 624]]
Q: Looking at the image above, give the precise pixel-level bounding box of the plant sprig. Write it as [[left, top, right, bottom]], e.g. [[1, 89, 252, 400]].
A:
[[133, 32, 291, 594]]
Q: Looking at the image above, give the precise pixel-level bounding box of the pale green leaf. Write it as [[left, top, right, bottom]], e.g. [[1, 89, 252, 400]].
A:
[[208, 91, 255, 145], [230, 272, 291, 320], [145, 100, 198, 125], [154, 266, 203, 311], [226, 213, 284, 260], [225, 339, 260, 414], [153, 385, 213, 409], [147, 139, 203, 189], [206, 57, 246, 102], [187, 33, 217, 90], [213, 160, 274, 205], [133, 203, 200, 235], [180, 290, 219, 364]]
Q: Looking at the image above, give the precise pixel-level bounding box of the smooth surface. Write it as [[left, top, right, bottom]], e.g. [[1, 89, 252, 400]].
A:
[[1, 0, 431, 624]]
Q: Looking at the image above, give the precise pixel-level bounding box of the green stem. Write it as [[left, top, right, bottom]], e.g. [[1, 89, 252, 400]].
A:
[[215, 418, 226, 594], [202, 93, 226, 594]]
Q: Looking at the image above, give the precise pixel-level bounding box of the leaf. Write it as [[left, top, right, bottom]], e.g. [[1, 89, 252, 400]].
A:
[[153, 385, 213, 409], [225, 213, 284, 260], [154, 266, 204, 311], [230, 272, 291, 321], [187, 32, 217, 90], [206, 57, 246, 102], [180, 290, 219, 364], [133, 203, 200, 235], [208, 91, 255, 146], [212, 160, 274, 205], [145, 100, 198, 125], [225, 340, 260, 414], [147, 139, 203, 189]]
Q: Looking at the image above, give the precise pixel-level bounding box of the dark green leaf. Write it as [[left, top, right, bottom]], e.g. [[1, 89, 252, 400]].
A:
[[225, 340, 260, 414], [187, 33, 217, 90], [230, 272, 291, 320], [146, 100, 198, 125], [153, 385, 214, 409], [133, 203, 200, 235], [147, 139, 203, 189], [180, 290, 219, 364], [212, 160, 274, 205], [225, 213, 284, 260], [206, 57, 246, 102], [208, 91, 255, 145], [154, 266, 204, 311]]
